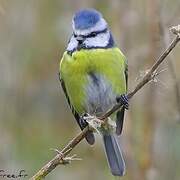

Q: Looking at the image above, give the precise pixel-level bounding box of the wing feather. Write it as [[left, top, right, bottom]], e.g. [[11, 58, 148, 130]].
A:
[[59, 73, 95, 145], [116, 64, 128, 135]]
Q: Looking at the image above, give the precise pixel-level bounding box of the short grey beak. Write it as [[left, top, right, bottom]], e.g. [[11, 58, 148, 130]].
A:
[[76, 36, 85, 43]]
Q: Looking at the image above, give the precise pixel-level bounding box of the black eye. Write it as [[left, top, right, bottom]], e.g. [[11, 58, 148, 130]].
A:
[[91, 32, 97, 37], [73, 33, 77, 38]]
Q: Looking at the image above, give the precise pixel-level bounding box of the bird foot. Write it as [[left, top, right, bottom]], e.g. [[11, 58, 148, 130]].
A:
[[116, 94, 129, 109], [80, 113, 89, 128], [80, 113, 102, 133]]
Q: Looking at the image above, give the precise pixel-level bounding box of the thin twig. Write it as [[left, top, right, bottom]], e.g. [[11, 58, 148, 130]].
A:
[[30, 25, 180, 180], [161, 23, 180, 121]]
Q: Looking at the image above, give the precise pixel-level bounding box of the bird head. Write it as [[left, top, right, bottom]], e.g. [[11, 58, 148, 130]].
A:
[[67, 9, 114, 53]]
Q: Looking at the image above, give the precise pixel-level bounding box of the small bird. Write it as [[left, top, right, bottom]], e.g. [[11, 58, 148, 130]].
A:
[[59, 9, 128, 176]]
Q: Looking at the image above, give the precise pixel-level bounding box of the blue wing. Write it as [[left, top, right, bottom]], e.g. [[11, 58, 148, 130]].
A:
[[116, 64, 128, 135]]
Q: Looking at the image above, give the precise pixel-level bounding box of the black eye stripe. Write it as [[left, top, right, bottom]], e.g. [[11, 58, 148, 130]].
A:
[[86, 32, 97, 38], [74, 28, 108, 39]]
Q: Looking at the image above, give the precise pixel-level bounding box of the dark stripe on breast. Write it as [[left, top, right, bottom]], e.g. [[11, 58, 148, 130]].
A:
[[88, 72, 99, 87]]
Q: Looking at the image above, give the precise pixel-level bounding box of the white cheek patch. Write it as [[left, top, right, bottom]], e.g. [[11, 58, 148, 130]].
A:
[[66, 31, 111, 51], [84, 31, 110, 48], [67, 36, 78, 51], [73, 18, 107, 36]]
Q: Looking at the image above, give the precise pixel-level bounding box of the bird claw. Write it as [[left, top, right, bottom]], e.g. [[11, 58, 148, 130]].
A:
[[80, 113, 89, 127], [116, 94, 129, 109], [80, 113, 102, 133]]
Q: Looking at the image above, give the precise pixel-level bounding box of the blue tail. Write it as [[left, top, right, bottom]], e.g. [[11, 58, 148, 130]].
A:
[[103, 134, 125, 176]]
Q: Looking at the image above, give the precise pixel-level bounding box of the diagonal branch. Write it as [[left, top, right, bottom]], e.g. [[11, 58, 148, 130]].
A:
[[30, 25, 180, 180]]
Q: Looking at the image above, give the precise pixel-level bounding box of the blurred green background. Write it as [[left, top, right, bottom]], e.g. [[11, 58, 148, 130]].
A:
[[0, 0, 180, 180]]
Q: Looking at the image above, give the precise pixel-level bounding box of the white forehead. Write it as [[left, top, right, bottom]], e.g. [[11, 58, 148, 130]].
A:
[[72, 18, 107, 36]]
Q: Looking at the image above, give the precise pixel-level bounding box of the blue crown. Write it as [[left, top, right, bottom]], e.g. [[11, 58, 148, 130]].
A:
[[73, 9, 101, 30]]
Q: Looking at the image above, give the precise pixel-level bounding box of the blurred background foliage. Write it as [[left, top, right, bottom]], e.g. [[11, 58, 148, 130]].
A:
[[0, 0, 180, 180]]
